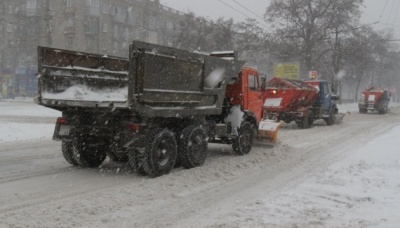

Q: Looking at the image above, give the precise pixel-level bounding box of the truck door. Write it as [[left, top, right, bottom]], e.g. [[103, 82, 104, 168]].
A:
[[320, 82, 331, 111], [243, 69, 263, 122]]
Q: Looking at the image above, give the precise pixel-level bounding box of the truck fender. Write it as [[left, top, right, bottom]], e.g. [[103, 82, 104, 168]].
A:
[[243, 110, 258, 129]]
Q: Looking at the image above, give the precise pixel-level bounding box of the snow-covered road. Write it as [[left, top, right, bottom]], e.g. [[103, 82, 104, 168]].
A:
[[0, 100, 399, 227]]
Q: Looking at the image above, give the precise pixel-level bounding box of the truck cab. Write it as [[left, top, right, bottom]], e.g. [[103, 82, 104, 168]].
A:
[[225, 66, 264, 125], [305, 80, 339, 125]]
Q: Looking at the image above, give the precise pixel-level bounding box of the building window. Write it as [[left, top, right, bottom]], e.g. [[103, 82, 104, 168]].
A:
[[114, 25, 118, 38], [7, 23, 12, 32], [165, 21, 173, 29], [113, 42, 118, 53], [27, 0, 37, 9], [148, 16, 157, 29], [90, 0, 99, 7], [67, 36, 74, 48], [102, 22, 108, 32], [6, 58, 13, 68], [102, 3, 108, 14], [124, 28, 129, 39], [66, 0, 74, 7], [19, 57, 26, 67], [67, 16, 75, 26], [32, 57, 37, 67], [85, 20, 98, 35]]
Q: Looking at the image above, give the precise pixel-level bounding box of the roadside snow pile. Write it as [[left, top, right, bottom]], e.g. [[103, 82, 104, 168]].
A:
[[0, 99, 60, 117], [0, 122, 54, 143], [225, 124, 400, 227], [0, 100, 59, 143]]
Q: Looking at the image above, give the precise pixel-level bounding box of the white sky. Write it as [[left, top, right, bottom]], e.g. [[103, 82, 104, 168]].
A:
[[160, 0, 400, 37]]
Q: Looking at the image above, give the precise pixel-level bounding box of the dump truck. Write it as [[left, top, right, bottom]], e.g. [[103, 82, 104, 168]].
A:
[[359, 87, 390, 114], [262, 77, 340, 129], [35, 41, 280, 178]]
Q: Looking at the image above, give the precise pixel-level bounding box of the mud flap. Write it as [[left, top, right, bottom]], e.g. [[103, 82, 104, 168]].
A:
[[255, 119, 284, 147]]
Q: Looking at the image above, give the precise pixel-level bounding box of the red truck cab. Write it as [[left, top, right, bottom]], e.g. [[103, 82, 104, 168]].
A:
[[225, 67, 264, 123]]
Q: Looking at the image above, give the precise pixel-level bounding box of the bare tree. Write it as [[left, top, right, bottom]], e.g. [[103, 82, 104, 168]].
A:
[[265, 0, 363, 79]]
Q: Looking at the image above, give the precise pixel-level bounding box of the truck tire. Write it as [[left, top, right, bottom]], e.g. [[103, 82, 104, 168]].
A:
[[359, 108, 367, 114], [178, 125, 208, 169], [142, 128, 177, 178], [325, 113, 335, 126], [62, 141, 78, 166], [72, 137, 107, 168], [128, 149, 147, 176], [299, 111, 313, 129], [232, 121, 254, 156], [378, 109, 387, 114]]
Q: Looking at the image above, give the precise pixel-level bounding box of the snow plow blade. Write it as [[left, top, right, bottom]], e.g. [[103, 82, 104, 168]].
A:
[[255, 120, 284, 147], [335, 112, 349, 124]]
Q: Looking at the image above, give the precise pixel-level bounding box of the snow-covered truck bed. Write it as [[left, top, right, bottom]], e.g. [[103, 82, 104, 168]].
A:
[[36, 41, 242, 117]]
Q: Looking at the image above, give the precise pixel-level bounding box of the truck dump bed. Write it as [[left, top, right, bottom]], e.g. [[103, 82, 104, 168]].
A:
[[37, 47, 129, 109], [263, 77, 318, 112], [362, 90, 384, 103], [36, 41, 244, 117]]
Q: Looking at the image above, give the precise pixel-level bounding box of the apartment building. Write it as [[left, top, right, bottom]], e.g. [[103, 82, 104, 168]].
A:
[[0, 0, 185, 97]]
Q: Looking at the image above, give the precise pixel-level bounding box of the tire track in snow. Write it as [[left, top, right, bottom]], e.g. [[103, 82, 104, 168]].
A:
[[109, 113, 400, 227]]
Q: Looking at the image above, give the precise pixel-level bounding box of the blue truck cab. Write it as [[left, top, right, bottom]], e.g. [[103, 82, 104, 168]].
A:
[[305, 80, 339, 125]]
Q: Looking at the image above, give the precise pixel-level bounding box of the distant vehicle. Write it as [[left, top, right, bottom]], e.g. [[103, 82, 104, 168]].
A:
[[35, 41, 280, 178], [262, 77, 341, 129], [359, 87, 390, 114]]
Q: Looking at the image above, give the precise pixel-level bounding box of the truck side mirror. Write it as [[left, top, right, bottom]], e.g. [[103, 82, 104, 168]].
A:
[[331, 95, 339, 101], [261, 78, 266, 92]]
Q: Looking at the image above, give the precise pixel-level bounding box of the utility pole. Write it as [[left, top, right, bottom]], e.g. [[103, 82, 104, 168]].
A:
[[44, 0, 52, 47], [332, 29, 342, 103], [0, 0, 4, 97]]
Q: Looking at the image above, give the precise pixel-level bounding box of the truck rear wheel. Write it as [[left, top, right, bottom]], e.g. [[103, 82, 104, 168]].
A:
[[325, 113, 335, 126], [298, 111, 313, 129], [142, 128, 177, 178], [128, 149, 147, 176], [62, 141, 78, 166], [72, 137, 107, 168], [378, 109, 387, 114], [178, 125, 208, 169], [232, 121, 254, 156]]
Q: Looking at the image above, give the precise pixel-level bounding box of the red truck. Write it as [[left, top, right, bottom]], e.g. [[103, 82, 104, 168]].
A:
[[262, 77, 340, 129], [359, 87, 390, 114], [35, 41, 279, 178]]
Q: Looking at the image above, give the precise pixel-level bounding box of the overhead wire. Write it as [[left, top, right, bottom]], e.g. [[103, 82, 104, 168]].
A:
[[378, 0, 390, 21], [372, 0, 400, 41], [217, 0, 270, 31], [392, 0, 400, 26], [230, 0, 265, 22], [386, 0, 396, 24]]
